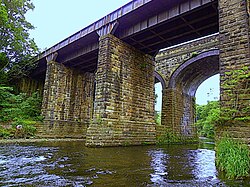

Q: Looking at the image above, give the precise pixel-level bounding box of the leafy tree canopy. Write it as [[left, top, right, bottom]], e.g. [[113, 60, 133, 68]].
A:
[[0, 0, 38, 78], [195, 101, 219, 139]]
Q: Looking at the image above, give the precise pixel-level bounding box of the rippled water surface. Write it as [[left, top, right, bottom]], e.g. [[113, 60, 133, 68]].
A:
[[0, 139, 249, 186]]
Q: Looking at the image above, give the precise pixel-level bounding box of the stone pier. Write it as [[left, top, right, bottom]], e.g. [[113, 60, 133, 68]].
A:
[[39, 60, 95, 138], [86, 34, 156, 146]]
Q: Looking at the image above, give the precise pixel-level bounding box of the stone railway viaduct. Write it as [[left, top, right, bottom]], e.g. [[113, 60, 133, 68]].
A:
[[22, 0, 249, 146]]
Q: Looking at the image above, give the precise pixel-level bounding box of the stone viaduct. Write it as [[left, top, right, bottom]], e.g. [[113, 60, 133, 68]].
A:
[[24, 0, 249, 146]]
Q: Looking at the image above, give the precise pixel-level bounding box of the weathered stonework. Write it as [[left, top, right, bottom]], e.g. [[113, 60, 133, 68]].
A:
[[40, 61, 95, 138], [23, 1, 250, 145], [86, 34, 156, 146], [154, 0, 250, 143], [156, 34, 219, 86], [17, 77, 44, 96], [217, 0, 250, 142], [155, 34, 219, 139]]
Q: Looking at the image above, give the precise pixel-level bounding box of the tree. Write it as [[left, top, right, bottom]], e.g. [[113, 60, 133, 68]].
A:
[[0, 0, 38, 78], [195, 101, 219, 138]]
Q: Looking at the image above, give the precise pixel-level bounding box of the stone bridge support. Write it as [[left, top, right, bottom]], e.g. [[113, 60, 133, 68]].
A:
[[86, 34, 156, 146], [155, 34, 219, 140], [217, 0, 250, 143], [39, 60, 95, 138]]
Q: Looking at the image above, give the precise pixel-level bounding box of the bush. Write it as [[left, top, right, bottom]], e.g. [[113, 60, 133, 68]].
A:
[[157, 131, 181, 145], [216, 136, 250, 179], [0, 85, 42, 138], [195, 101, 219, 138], [157, 130, 198, 145], [155, 111, 161, 125]]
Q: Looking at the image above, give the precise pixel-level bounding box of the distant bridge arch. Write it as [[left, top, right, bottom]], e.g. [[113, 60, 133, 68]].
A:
[[155, 34, 220, 137], [154, 71, 166, 89], [168, 49, 219, 97]]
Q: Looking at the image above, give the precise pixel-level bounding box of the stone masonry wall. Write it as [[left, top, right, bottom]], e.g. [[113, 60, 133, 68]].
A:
[[86, 34, 156, 146], [17, 77, 44, 96], [155, 34, 219, 138], [218, 0, 250, 142], [39, 61, 95, 138], [155, 34, 219, 86]]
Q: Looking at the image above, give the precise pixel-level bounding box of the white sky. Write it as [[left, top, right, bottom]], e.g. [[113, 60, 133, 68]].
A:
[[26, 0, 219, 108], [27, 0, 130, 50]]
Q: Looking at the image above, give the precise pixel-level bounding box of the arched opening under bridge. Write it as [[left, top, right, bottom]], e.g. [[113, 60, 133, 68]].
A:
[[162, 50, 219, 137], [154, 71, 165, 125]]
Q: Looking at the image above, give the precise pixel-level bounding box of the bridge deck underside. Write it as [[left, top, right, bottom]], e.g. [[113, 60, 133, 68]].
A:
[[32, 0, 218, 80], [119, 1, 218, 55]]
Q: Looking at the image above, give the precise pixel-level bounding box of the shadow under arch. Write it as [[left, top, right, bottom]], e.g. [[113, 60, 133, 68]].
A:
[[162, 49, 219, 137], [168, 49, 219, 97]]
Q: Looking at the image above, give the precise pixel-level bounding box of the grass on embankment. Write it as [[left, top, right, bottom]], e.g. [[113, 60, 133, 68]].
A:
[[216, 136, 250, 179]]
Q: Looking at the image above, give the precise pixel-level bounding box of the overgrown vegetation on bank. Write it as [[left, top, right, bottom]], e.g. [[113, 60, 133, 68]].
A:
[[216, 136, 250, 179], [0, 1, 41, 139], [0, 86, 43, 138], [195, 66, 250, 179], [157, 130, 198, 145]]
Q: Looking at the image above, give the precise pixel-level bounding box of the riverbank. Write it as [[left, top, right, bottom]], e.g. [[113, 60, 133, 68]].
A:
[[0, 138, 85, 144]]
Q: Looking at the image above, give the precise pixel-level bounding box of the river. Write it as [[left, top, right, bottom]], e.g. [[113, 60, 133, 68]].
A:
[[0, 138, 249, 186]]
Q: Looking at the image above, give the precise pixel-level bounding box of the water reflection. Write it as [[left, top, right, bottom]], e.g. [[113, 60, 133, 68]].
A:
[[148, 145, 221, 186], [193, 149, 217, 181], [0, 141, 249, 186], [149, 149, 168, 185]]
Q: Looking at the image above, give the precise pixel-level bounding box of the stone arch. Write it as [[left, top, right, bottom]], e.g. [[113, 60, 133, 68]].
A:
[[168, 49, 219, 97], [154, 71, 166, 89], [161, 49, 219, 137]]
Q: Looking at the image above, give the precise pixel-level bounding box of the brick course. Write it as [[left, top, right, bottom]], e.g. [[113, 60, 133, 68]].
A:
[[218, 0, 250, 142], [155, 35, 219, 138], [40, 61, 94, 138], [28, 1, 249, 145], [86, 34, 156, 146]]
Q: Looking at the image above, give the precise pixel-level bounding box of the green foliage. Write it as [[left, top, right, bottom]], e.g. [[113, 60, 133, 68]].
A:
[[195, 101, 219, 139], [216, 136, 250, 179], [0, 52, 8, 71], [0, 125, 13, 138], [0, 0, 39, 79], [155, 111, 161, 125], [191, 51, 198, 58], [157, 130, 197, 145], [12, 119, 37, 136], [0, 92, 42, 121], [0, 70, 8, 85], [157, 131, 181, 145], [221, 66, 250, 122], [0, 1, 41, 138], [0, 85, 42, 138]]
